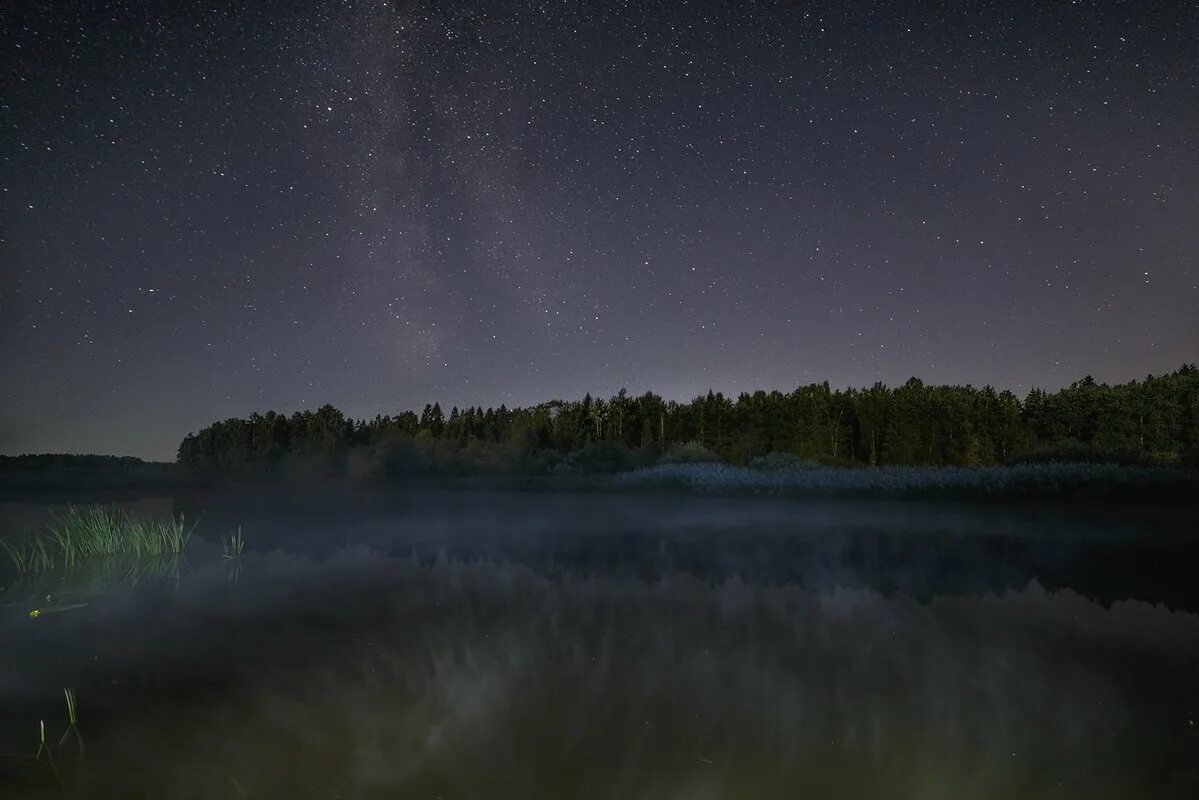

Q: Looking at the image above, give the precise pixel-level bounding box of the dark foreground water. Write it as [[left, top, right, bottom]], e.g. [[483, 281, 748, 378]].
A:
[[2, 488, 1198, 798]]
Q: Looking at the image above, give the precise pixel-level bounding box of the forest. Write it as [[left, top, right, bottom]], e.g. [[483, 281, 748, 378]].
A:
[[174, 366, 1199, 479], [0, 453, 180, 490]]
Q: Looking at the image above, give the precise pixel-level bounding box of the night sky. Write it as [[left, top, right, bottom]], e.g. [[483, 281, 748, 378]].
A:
[[2, 1, 1196, 460]]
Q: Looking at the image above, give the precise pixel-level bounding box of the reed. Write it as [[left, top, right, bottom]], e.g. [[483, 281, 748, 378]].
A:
[[58, 689, 84, 756], [222, 526, 246, 560], [0, 505, 196, 573]]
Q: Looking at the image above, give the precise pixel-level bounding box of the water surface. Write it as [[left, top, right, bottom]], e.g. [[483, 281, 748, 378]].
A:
[[1, 488, 1197, 798]]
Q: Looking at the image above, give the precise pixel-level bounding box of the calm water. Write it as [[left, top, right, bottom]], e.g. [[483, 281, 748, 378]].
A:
[[1, 488, 1198, 798]]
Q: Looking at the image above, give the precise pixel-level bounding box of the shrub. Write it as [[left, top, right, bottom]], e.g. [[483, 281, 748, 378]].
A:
[[659, 441, 720, 464], [514, 448, 562, 475], [749, 453, 822, 471], [375, 433, 435, 477], [553, 441, 638, 475], [346, 446, 385, 479], [438, 440, 520, 475], [1008, 441, 1156, 468]]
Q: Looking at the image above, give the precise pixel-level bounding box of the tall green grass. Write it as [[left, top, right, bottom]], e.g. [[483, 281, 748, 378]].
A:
[[0, 504, 196, 573]]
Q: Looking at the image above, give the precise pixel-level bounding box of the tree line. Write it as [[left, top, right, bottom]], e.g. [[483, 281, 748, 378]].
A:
[[175, 365, 1199, 477], [0, 453, 182, 490]]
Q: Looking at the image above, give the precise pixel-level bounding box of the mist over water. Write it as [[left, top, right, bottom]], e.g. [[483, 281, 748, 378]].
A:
[[2, 489, 1197, 798]]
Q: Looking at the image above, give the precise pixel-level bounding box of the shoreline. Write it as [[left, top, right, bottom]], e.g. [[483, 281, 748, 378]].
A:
[[1, 461, 1196, 506]]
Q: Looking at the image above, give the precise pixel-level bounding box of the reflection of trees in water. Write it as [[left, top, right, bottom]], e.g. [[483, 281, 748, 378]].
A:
[[82, 555, 1199, 799], [171, 491, 1199, 612]]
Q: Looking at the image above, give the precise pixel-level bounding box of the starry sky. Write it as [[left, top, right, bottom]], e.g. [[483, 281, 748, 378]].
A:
[[2, 1, 1196, 460]]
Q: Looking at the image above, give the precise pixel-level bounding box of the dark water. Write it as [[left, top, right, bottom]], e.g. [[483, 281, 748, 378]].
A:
[[2, 488, 1198, 798]]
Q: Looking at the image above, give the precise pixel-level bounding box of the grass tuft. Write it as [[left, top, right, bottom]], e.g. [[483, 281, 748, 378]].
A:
[[222, 526, 246, 560], [0, 505, 196, 573]]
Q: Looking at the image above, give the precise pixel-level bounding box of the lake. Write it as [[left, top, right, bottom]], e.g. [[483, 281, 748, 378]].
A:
[[2, 487, 1198, 798]]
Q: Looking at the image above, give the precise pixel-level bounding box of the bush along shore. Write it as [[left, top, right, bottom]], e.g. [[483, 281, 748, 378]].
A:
[[609, 459, 1199, 501]]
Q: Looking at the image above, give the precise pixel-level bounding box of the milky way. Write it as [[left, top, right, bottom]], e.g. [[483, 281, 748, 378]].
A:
[[2, 1, 1196, 459]]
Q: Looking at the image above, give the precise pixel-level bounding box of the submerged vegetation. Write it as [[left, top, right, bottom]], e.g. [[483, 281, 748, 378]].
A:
[[0, 505, 195, 573], [175, 366, 1199, 479]]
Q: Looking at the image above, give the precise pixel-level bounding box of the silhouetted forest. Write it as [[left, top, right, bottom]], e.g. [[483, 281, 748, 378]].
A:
[[175, 366, 1199, 478], [0, 454, 180, 490]]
